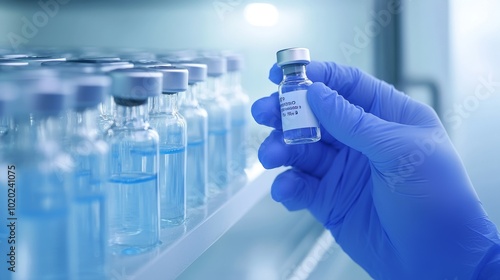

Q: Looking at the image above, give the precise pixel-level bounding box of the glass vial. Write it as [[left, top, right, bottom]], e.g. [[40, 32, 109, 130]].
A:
[[276, 48, 321, 144], [223, 54, 249, 184], [105, 68, 162, 255], [197, 56, 231, 191], [64, 74, 110, 279], [148, 66, 188, 227], [10, 73, 73, 280], [177, 63, 209, 208]]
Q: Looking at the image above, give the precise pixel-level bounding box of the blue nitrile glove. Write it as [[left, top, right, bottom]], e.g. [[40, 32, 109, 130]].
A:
[[251, 61, 500, 279]]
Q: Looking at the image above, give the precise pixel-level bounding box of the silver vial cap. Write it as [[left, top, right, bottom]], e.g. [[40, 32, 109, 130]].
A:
[[66, 74, 110, 110], [0, 53, 31, 59], [44, 61, 134, 73], [74, 56, 122, 63], [109, 68, 162, 100], [130, 60, 171, 68], [119, 52, 157, 61], [226, 54, 243, 72], [276, 48, 310, 67], [0, 59, 29, 67], [25, 76, 70, 115], [3, 67, 59, 85], [150, 66, 188, 93], [177, 63, 207, 84], [196, 56, 227, 77], [17, 55, 66, 66]]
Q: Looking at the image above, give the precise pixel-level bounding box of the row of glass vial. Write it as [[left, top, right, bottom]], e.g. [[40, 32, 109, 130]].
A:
[[0, 51, 249, 280], [0, 52, 250, 208], [0, 51, 250, 191]]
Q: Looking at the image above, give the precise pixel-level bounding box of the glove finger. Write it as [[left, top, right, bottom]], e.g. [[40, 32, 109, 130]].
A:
[[271, 168, 320, 211], [270, 61, 437, 125], [258, 130, 338, 178], [251, 91, 281, 129], [307, 82, 399, 161]]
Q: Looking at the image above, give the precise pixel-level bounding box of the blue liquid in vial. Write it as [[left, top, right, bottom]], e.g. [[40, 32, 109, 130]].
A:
[[199, 94, 231, 191], [186, 140, 207, 207], [71, 165, 107, 279], [72, 193, 106, 279], [17, 210, 69, 280], [159, 146, 186, 227], [230, 119, 247, 182], [208, 129, 230, 190], [179, 104, 208, 208], [17, 169, 70, 280], [108, 172, 159, 255], [200, 88, 231, 191]]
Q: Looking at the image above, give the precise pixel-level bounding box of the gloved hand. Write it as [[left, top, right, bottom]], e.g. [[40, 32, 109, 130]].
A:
[[252, 61, 500, 279]]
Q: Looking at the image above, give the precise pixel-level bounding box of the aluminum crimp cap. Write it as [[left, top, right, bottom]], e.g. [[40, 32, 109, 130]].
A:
[[25, 76, 70, 115], [17, 55, 66, 65], [196, 56, 227, 77], [44, 61, 134, 73], [226, 54, 244, 72], [0, 59, 29, 66], [75, 56, 122, 63], [68, 74, 110, 110], [150, 66, 189, 93], [109, 68, 162, 99], [276, 47, 310, 67], [176, 63, 207, 84], [130, 60, 171, 68]]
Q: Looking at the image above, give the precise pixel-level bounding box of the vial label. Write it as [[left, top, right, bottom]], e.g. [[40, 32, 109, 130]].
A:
[[279, 90, 319, 131]]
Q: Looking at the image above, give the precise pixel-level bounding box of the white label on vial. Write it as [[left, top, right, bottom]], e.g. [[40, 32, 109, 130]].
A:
[[279, 90, 319, 131]]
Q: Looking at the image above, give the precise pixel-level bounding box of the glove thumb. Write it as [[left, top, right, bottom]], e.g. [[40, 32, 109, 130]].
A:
[[307, 82, 398, 160]]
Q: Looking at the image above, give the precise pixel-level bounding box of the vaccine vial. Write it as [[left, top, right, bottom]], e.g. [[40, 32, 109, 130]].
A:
[[9, 71, 73, 279], [148, 66, 188, 227], [105, 68, 162, 255], [196, 56, 231, 191], [177, 63, 209, 208], [64, 74, 111, 279], [223, 54, 249, 184], [276, 48, 321, 144]]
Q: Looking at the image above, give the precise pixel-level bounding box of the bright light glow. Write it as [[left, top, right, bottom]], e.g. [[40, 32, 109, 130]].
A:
[[244, 3, 279, 27]]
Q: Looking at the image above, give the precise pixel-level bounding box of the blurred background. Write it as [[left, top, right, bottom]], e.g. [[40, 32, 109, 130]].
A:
[[1, 0, 499, 279]]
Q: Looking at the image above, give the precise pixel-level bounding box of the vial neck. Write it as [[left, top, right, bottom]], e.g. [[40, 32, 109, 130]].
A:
[[282, 64, 308, 80], [35, 115, 66, 144], [150, 93, 178, 115], [13, 113, 65, 148], [205, 76, 222, 98], [226, 72, 242, 91], [183, 83, 201, 106], [67, 107, 100, 136], [113, 99, 149, 129]]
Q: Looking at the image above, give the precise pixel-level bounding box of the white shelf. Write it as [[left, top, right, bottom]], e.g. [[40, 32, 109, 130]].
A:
[[109, 163, 284, 280]]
